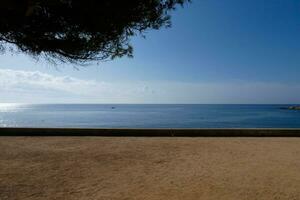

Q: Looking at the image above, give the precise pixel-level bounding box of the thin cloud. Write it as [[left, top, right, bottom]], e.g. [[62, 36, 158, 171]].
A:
[[0, 69, 300, 104]]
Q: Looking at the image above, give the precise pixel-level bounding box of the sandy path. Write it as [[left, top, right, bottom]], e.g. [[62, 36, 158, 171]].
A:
[[0, 137, 300, 200]]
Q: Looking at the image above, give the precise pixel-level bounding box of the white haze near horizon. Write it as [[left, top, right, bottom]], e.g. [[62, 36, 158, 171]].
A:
[[0, 68, 300, 104]]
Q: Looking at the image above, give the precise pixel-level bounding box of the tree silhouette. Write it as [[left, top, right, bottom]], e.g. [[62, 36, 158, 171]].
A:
[[0, 0, 189, 64]]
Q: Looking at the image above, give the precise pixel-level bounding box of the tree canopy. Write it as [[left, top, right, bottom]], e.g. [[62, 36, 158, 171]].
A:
[[0, 0, 189, 64]]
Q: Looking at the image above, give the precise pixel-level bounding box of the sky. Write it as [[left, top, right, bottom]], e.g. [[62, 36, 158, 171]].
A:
[[0, 0, 300, 104]]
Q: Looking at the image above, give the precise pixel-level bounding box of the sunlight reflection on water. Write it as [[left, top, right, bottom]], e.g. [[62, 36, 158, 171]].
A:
[[0, 103, 25, 112], [0, 120, 10, 127]]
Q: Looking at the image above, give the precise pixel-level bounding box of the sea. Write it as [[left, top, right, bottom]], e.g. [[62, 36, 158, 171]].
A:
[[0, 104, 299, 128]]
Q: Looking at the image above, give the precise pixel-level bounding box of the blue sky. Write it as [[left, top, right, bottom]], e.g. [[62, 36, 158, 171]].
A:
[[0, 0, 300, 103]]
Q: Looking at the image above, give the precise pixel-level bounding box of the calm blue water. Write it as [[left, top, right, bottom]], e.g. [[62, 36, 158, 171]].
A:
[[0, 104, 299, 128]]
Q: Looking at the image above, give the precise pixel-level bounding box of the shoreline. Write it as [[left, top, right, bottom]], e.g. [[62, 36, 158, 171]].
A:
[[1, 127, 300, 137]]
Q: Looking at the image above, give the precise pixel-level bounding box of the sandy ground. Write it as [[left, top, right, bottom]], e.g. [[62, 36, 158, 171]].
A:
[[0, 137, 300, 200]]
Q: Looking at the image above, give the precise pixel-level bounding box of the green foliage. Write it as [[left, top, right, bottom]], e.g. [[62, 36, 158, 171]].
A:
[[0, 0, 189, 64]]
